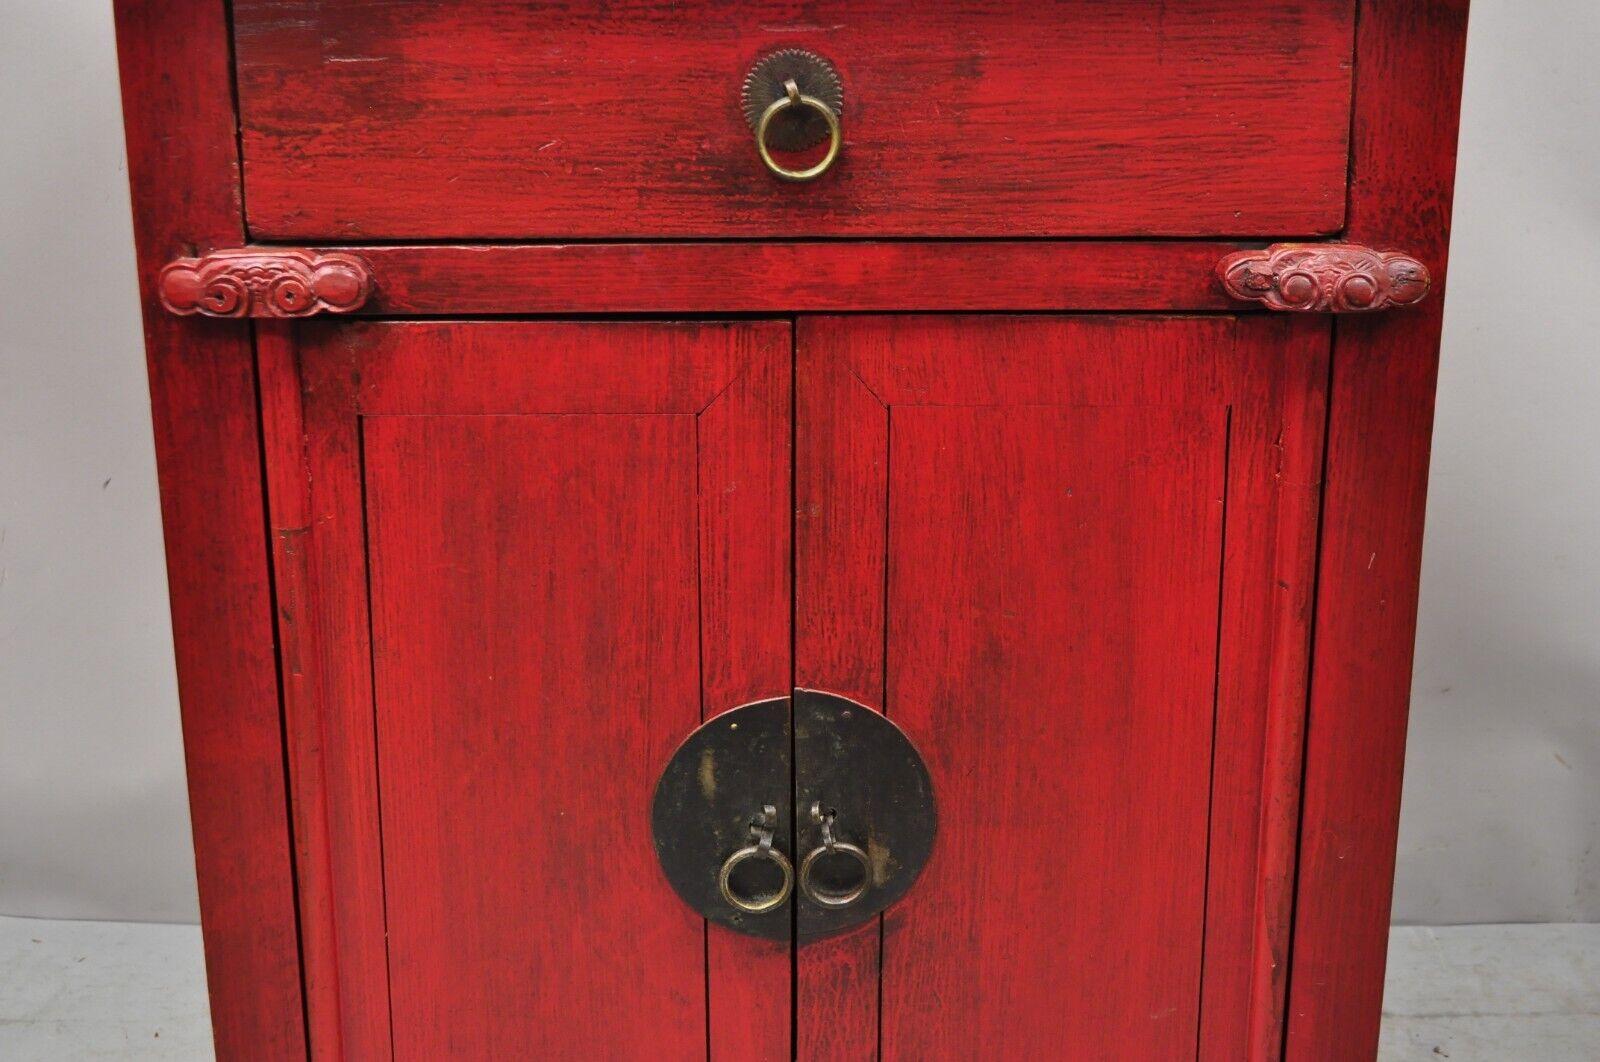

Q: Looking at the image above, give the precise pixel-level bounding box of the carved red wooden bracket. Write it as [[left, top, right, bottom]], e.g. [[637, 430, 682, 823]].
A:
[[159, 248, 374, 318], [1217, 243, 1431, 313]]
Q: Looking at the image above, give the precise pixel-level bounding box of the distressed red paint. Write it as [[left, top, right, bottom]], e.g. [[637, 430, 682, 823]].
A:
[[159, 249, 373, 318], [1219, 244, 1432, 314], [114, 2, 1470, 1058]]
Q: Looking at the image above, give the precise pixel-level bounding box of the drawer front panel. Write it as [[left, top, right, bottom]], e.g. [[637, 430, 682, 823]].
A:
[[233, 1, 1356, 240]]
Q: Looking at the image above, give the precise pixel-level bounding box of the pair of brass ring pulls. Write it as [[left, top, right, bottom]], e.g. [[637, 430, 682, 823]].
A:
[[651, 693, 936, 942], [717, 802, 870, 914]]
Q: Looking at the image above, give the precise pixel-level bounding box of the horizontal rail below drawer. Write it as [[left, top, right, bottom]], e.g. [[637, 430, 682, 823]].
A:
[[327, 241, 1250, 316]]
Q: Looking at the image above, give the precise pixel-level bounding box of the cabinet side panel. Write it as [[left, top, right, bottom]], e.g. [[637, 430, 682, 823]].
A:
[[1286, 2, 1471, 1059], [111, 3, 308, 1058]]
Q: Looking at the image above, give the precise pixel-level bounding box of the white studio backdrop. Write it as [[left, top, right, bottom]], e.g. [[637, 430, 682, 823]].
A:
[[1394, 4, 1600, 923], [2, 0, 196, 921], [1, 0, 1596, 926]]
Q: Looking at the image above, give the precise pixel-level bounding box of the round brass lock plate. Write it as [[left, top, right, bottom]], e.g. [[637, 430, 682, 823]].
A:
[[650, 692, 936, 942]]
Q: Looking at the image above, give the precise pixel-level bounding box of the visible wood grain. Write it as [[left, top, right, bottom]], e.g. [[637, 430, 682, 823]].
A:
[[347, 322, 748, 416], [110, 0, 1473, 1053], [272, 321, 790, 1058], [345, 242, 1247, 315], [1199, 318, 1330, 1062], [695, 327, 796, 1062], [110, 4, 307, 1058], [231, 0, 1356, 239], [801, 316, 1329, 1059], [366, 414, 706, 1059], [1285, 3, 1472, 1059], [795, 338, 891, 1059], [256, 321, 344, 1057], [289, 332, 396, 1060]]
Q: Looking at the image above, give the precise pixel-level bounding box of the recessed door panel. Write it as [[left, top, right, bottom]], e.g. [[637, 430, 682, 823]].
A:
[[884, 402, 1224, 1057], [364, 414, 703, 1058]]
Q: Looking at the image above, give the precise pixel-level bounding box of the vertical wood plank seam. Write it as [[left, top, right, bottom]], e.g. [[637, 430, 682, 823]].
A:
[[259, 320, 344, 1059], [252, 323, 316, 1062], [1278, 317, 1344, 1062], [1195, 399, 1237, 1059], [876, 400, 894, 1062], [1286, 315, 1337, 1062], [354, 416, 399, 1061], [221, 0, 252, 240], [693, 399, 713, 1061], [1248, 319, 1325, 1059], [789, 318, 801, 1062]]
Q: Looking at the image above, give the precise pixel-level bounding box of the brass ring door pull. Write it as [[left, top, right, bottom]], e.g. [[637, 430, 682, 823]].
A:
[[717, 805, 795, 914], [743, 49, 844, 182], [799, 803, 871, 909]]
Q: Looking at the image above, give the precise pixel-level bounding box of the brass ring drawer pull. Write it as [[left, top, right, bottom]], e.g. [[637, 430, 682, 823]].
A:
[[743, 49, 844, 183], [757, 81, 842, 182]]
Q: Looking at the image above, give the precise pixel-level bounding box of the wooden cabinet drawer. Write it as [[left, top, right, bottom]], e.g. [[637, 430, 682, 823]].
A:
[[232, 0, 1357, 240]]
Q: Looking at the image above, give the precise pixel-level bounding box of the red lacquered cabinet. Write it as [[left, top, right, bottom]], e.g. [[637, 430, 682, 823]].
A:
[[113, 3, 1471, 1059]]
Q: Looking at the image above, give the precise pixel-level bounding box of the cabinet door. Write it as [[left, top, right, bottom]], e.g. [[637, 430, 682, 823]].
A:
[[264, 321, 791, 1060], [796, 316, 1329, 1059]]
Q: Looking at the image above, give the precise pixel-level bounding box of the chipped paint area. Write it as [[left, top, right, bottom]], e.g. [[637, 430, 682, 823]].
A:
[[697, 747, 717, 802]]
